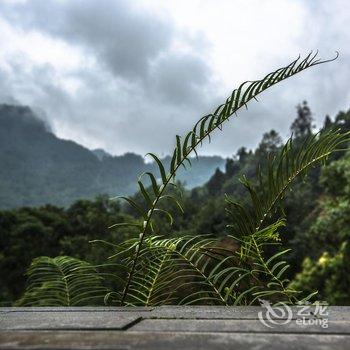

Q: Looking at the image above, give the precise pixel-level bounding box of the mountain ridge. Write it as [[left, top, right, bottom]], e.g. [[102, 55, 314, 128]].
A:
[[0, 104, 225, 208]]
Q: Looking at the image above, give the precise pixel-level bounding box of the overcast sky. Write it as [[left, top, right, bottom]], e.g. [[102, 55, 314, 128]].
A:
[[0, 0, 349, 157]]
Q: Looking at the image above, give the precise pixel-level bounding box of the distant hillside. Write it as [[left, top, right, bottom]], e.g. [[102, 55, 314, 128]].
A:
[[0, 104, 225, 208]]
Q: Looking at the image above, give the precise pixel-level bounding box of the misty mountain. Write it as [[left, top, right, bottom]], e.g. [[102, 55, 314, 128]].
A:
[[0, 104, 225, 209]]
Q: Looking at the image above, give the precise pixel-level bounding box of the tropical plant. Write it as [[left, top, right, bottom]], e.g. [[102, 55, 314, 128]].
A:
[[18, 51, 349, 306], [16, 256, 108, 306]]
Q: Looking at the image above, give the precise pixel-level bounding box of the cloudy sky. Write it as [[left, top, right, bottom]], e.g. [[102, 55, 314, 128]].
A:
[[0, 0, 349, 157]]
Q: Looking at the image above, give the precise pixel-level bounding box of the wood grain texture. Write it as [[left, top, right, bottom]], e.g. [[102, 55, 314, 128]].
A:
[[0, 312, 141, 330], [129, 319, 350, 334], [0, 307, 349, 349]]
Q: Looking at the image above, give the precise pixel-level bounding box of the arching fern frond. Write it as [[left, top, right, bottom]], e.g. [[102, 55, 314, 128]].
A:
[[117, 235, 233, 306], [115, 231, 292, 306], [17, 53, 345, 308], [225, 130, 350, 304], [121, 238, 177, 306], [116, 129, 349, 306], [16, 256, 108, 306], [226, 129, 350, 238], [118, 52, 339, 304]]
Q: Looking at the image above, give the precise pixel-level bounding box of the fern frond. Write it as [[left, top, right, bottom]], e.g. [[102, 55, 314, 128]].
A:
[[117, 235, 261, 306], [116, 235, 230, 305], [119, 52, 339, 304], [119, 132, 350, 306], [226, 129, 350, 237], [224, 130, 349, 304], [16, 256, 108, 306], [122, 243, 176, 306]]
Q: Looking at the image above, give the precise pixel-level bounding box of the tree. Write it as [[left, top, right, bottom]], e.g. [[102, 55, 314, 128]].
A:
[[225, 158, 238, 178], [237, 147, 249, 163], [334, 110, 350, 133], [206, 168, 225, 196], [289, 152, 350, 304], [257, 129, 282, 156], [290, 101, 314, 138], [323, 115, 332, 130]]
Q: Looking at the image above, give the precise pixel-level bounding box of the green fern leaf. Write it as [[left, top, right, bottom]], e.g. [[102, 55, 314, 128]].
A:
[[16, 256, 108, 306]]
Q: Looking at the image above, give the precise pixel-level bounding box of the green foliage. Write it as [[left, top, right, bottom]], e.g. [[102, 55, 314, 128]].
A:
[[320, 151, 350, 197], [16, 256, 107, 306], [226, 130, 350, 237], [0, 195, 138, 304], [13, 52, 350, 307], [287, 152, 350, 305], [289, 243, 350, 305], [111, 130, 349, 306], [116, 52, 340, 305]]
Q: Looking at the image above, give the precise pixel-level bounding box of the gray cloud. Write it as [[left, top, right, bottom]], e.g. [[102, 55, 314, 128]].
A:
[[0, 0, 217, 155], [0, 0, 211, 103], [149, 53, 211, 105], [0, 0, 349, 158], [0, 0, 171, 79]]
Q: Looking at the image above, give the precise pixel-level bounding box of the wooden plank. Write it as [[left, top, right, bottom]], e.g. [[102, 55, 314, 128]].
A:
[[150, 306, 273, 319], [149, 306, 350, 320], [0, 307, 349, 349], [129, 319, 349, 334], [150, 306, 298, 319], [0, 307, 153, 313], [0, 312, 141, 330], [2, 307, 349, 321], [1, 330, 350, 350]]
